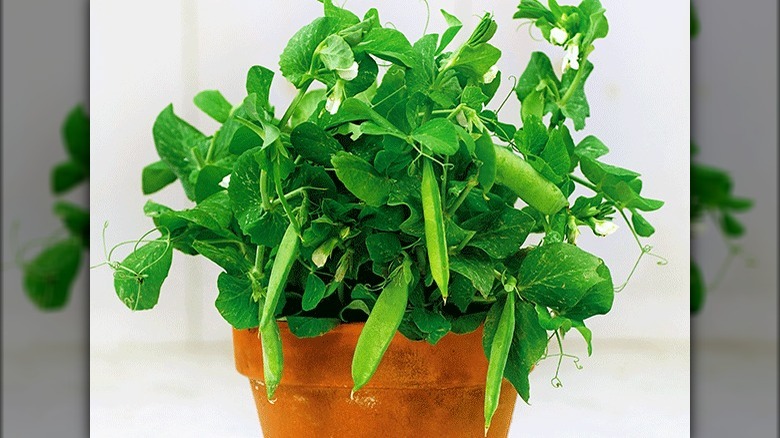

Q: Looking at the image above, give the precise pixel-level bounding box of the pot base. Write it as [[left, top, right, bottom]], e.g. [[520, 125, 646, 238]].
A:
[[234, 324, 517, 438]]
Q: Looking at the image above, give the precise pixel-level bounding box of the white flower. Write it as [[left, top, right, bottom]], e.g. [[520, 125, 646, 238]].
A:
[[219, 174, 231, 188], [455, 110, 469, 128], [550, 27, 568, 45], [326, 93, 342, 114], [482, 64, 499, 83], [562, 42, 580, 72], [593, 219, 619, 237], [326, 81, 345, 114], [336, 61, 359, 81]]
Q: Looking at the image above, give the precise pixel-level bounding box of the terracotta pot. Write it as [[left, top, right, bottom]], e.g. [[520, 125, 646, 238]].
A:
[[233, 323, 518, 437]]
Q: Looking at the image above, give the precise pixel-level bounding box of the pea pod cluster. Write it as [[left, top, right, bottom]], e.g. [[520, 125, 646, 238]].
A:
[[109, 0, 663, 432]]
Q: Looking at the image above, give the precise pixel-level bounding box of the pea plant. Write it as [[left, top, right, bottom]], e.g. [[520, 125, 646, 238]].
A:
[[17, 106, 89, 310], [690, 2, 752, 313], [103, 0, 663, 431]]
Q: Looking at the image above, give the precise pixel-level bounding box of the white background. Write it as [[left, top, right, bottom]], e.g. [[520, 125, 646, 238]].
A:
[[89, 0, 691, 436]]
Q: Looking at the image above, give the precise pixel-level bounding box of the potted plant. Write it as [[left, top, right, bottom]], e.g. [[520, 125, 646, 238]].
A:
[[103, 1, 664, 435]]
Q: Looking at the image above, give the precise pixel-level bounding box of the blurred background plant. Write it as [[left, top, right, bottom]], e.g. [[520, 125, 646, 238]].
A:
[[690, 2, 752, 313], [14, 106, 89, 310]]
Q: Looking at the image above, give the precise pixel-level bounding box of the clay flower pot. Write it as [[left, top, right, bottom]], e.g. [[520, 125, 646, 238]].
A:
[[233, 323, 517, 437]]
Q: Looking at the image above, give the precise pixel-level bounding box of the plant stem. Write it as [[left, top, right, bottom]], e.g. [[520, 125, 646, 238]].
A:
[[279, 80, 313, 129], [254, 245, 265, 276], [447, 178, 477, 217], [260, 170, 273, 210], [570, 174, 598, 192], [558, 52, 590, 107]]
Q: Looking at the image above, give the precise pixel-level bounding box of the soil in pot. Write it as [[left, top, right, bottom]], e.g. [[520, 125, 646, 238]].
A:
[[233, 323, 517, 438]]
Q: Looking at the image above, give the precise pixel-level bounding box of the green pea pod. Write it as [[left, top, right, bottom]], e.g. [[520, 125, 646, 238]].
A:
[[259, 318, 283, 399], [421, 159, 449, 301], [260, 222, 300, 328], [484, 293, 516, 434], [494, 146, 568, 215], [351, 257, 412, 393]]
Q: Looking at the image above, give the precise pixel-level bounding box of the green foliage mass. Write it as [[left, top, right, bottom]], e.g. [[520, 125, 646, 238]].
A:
[[107, 0, 663, 430]]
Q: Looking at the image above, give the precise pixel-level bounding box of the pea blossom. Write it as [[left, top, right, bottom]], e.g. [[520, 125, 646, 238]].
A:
[[336, 61, 359, 81], [592, 218, 619, 237], [483, 64, 499, 83], [550, 27, 568, 45], [562, 42, 580, 72]]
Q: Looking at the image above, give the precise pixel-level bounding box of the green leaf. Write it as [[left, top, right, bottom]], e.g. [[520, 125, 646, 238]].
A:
[[302, 274, 327, 311], [340, 299, 372, 321], [541, 128, 571, 178], [62, 105, 89, 167], [235, 117, 280, 150], [279, 17, 339, 88], [516, 52, 559, 102], [450, 250, 494, 297], [287, 316, 340, 338], [291, 89, 327, 127], [721, 213, 745, 237], [113, 239, 173, 311], [318, 34, 356, 71], [580, 0, 609, 45], [176, 191, 233, 234], [412, 118, 459, 156], [452, 43, 501, 79], [365, 233, 402, 265], [331, 151, 395, 207], [152, 105, 208, 200], [571, 319, 593, 356], [290, 122, 344, 166], [356, 27, 416, 68], [192, 240, 252, 275], [450, 311, 487, 334], [514, 0, 555, 22], [574, 135, 609, 160], [229, 149, 269, 244], [53, 201, 89, 243], [141, 161, 178, 195], [194, 90, 232, 123], [438, 9, 463, 53], [559, 61, 594, 130], [246, 65, 275, 112], [23, 237, 82, 310], [462, 208, 535, 258], [194, 164, 231, 203], [631, 211, 656, 237], [448, 273, 476, 313], [326, 98, 405, 138], [52, 161, 87, 194], [461, 85, 489, 110], [411, 307, 451, 345], [323, 0, 360, 28], [518, 243, 611, 317], [215, 272, 259, 329]]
